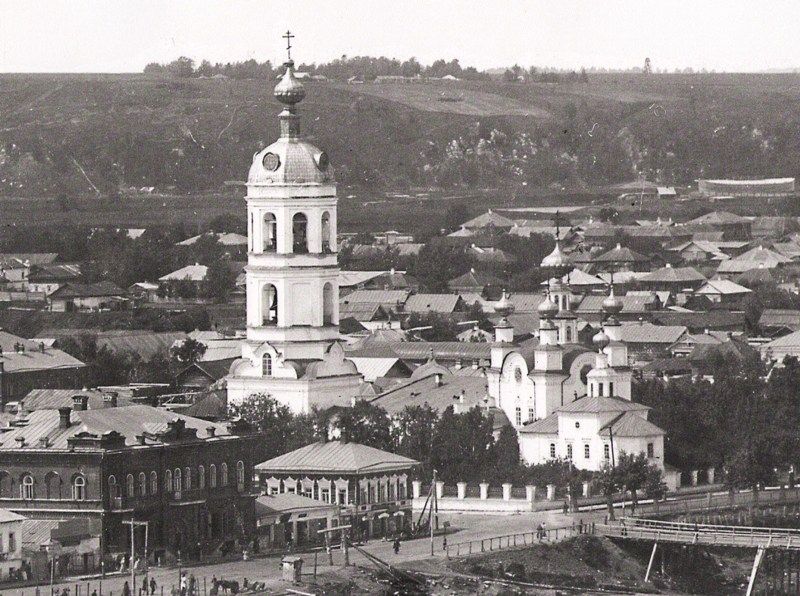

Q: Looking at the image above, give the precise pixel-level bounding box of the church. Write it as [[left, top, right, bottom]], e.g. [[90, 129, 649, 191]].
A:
[[226, 47, 362, 413], [486, 242, 666, 472]]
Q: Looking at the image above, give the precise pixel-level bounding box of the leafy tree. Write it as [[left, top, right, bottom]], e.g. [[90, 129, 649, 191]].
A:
[[594, 462, 622, 520], [492, 425, 521, 483], [326, 401, 393, 451], [167, 57, 195, 78], [204, 257, 237, 301], [392, 404, 438, 479], [430, 406, 495, 483], [170, 338, 206, 369], [405, 312, 459, 342], [616, 451, 663, 513]]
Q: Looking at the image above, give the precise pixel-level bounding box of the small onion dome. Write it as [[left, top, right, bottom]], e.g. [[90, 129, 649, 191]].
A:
[[569, 293, 583, 310], [602, 290, 623, 315], [592, 329, 611, 351], [274, 60, 306, 106], [537, 296, 558, 318], [539, 318, 557, 331], [494, 289, 515, 318], [541, 241, 567, 268]]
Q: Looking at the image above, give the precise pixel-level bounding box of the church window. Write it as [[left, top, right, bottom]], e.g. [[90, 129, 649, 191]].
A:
[[292, 213, 308, 254], [21, 475, 34, 500], [323, 283, 335, 325], [221, 463, 228, 486], [198, 466, 205, 489], [575, 421, 580, 428], [566, 327, 572, 342], [609, 382, 614, 396], [236, 461, 245, 492], [262, 284, 278, 326], [184, 467, 191, 490], [209, 465, 217, 488], [584, 444, 590, 459], [528, 407, 535, 421], [138, 472, 146, 496], [126, 474, 135, 497], [566, 444, 573, 460], [604, 444, 610, 460], [598, 383, 604, 397], [263, 213, 277, 252], [262, 353, 272, 376], [164, 470, 172, 493], [173, 468, 182, 496], [647, 443, 654, 458], [321, 212, 332, 253], [515, 407, 522, 426], [514, 367, 522, 382], [108, 475, 118, 499], [549, 443, 556, 458], [150, 471, 158, 495], [73, 475, 86, 501]]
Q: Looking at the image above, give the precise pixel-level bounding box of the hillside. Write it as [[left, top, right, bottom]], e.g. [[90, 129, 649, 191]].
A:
[[2, 72, 800, 198]]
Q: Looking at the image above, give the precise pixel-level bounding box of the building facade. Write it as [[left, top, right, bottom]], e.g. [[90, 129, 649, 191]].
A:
[[226, 53, 362, 412]]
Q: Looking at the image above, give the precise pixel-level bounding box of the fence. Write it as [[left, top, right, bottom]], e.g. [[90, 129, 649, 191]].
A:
[[444, 524, 584, 559], [632, 487, 800, 517]]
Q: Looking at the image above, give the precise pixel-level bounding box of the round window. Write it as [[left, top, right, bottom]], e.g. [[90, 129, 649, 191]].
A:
[[262, 152, 280, 171]]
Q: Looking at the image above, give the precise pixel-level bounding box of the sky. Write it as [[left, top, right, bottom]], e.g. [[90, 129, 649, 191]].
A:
[[0, 0, 798, 73]]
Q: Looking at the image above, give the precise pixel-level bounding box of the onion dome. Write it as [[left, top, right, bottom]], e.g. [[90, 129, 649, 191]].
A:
[[541, 241, 567, 268], [592, 329, 611, 351], [274, 59, 306, 106], [537, 295, 558, 319], [494, 289, 515, 318], [602, 288, 623, 316], [539, 318, 557, 331]]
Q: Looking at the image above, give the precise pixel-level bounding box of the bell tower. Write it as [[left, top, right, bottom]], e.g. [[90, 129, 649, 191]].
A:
[[227, 35, 361, 412]]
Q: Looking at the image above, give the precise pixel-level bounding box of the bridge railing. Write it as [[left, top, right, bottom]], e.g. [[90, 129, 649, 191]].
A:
[[596, 524, 800, 550], [444, 524, 583, 559], [625, 517, 800, 538]]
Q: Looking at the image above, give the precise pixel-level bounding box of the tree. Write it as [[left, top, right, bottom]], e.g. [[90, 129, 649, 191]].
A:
[[326, 401, 393, 451], [616, 452, 663, 513], [430, 406, 495, 483], [405, 312, 459, 342], [204, 257, 237, 301], [492, 425, 521, 483], [167, 57, 195, 78], [170, 338, 206, 369], [594, 462, 622, 520], [393, 405, 438, 479]]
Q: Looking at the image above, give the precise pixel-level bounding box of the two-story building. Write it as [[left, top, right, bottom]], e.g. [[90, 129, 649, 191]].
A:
[[0, 510, 24, 581], [0, 402, 258, 568], [255, 441, 418, 542]]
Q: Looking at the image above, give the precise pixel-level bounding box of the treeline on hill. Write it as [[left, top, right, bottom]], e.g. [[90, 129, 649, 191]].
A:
[[144, 55, 483, 81]]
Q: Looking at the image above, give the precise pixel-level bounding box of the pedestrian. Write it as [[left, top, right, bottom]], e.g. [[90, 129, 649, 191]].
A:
[[442, 536, 447, 551], [150, 577, 157, 596], [579, 518, 584, 534], [562, 501, 568, 514], [180, 571, 187, 596], [123, 581, 131, 596], [92, 590, 98, 596], [393, 538, 400, 554], [542, 522, 547, 540], [243, 578, 249, 590]]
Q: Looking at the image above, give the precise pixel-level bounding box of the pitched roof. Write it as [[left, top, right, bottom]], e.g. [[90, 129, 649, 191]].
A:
[[448, 269, 502, 289], [28, 264, 82, 282], [0, 404, 234, 450], [593, 245, 649, 263], [0, 331, 85, 373], [562, 269, 605, 287], [22, 389, 133, 411], [340, 289, 410, 306], [339, 302, 389, 322], [761, 329, 800, 350], [730, 246, 792, 264], [687, 211, 749, 225], [697, 279, 751, 296], [176, 232, 248, 246], [338, 270, 385, 288], [97, 331, 187, 360], [759, 309, 800, 331], [371, 374, 487, 415], [0, 253, 58, 265], [518, 414, 559, 434], [461, 211, 515, 229], [255, 441, 418, 474], [652, 310, 746, 331], [348, 357, 410, 382], [619, 323, 687, 344], [577, 294, 656, 314], [404, 294, 460, 314], [557, 396, 650, 414], [159, 264, 208, 282], [599, 412, 665, 437], [639, 266, 706, 284]]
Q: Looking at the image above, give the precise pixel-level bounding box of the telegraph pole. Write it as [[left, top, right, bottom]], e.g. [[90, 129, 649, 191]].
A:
[[430, 469, 437, 556]]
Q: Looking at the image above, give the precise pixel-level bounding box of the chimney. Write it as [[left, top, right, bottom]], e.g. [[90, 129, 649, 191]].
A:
[[39, 437, 49, 448], [459, 389, 466, 404], [14, 436, 25, 448], [39, 342, 45, 353], [434, 373, 443, 387], [137, 434, 146, 445], [472, 359, 479, 369], [454, 359, 462, 370], [58, 406, 71, 429], [103, 393, 118, 408], [207, 426, 216, 438], [72, 395, 89, 411]]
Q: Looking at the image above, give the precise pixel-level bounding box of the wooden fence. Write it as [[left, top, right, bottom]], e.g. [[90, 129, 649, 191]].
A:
[[444, 524, 584, 559]]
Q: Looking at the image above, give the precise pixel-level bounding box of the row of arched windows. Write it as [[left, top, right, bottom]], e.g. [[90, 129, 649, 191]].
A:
[[108, 462, 245, 499], [0, 471, 86, 501], [254, 211, 332, 254]]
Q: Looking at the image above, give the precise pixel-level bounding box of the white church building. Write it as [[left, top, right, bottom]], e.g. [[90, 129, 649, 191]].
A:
[[226, 52, 362, 412], [486, 242, 666, 472]]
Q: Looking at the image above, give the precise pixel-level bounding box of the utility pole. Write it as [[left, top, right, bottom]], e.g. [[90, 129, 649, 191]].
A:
[[430, 469, 437, 556], [122, 519, 149, 595]]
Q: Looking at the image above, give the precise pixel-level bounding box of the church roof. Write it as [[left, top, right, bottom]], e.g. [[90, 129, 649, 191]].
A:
[[518, 414, 559, 435], [638, 266, 706, 284], [599, 412, 665, 437], [593, 245, 649, 263], [255, 440, 418, 475], [557, 395, 649, 414], [461, 211, 515, 229]]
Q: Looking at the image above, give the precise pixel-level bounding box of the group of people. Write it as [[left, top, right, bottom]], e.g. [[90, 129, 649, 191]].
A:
[[536, 522, 548, 540], [120, 576, 157, 596]]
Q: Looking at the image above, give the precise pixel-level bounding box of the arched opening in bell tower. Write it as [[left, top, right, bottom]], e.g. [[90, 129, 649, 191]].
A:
[[323, 282, 335, 325], [321, 212, 332, 253], [263, 213, 277, 252], [262, 284, 278, 325], [292, 213, 308, 253]]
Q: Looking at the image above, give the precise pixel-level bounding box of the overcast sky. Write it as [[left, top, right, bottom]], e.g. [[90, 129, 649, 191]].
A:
[[1, 0, 798, 73]]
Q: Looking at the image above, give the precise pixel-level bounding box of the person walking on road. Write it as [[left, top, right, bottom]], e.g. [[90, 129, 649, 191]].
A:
[[150, 577, 157, 596], [123, 581, 131, 596], [393, 538, 401, 554]]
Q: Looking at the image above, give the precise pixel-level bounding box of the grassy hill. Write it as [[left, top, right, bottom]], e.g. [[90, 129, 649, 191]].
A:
[[1, 71, 800, 204]]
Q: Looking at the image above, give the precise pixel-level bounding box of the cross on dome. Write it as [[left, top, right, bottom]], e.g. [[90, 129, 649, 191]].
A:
[[283, 30, 295, 61]]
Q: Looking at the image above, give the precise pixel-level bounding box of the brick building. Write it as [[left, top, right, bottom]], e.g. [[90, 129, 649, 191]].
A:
[[0, 402, 258, 567]]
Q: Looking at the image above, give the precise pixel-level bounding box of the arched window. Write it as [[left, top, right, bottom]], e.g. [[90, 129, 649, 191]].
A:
[[138, 472, 147, 496], [20, 474, 34, 500], [549, 443, 556, 459], [209, 464, 217, 488], [263, 213, 277, 252], [262, 284, 278, 326], [108, 475, 118, 499], [262, 353, 272, 377], [323, 282, 335, 325], [45, 471, 61, 500], [198, 465, 206, 489], [0, 471, 11, 498], [164, 470, 172, 493], [321, 212, 332, 253], [126, 474, 135, 498], [236, 461, 245, 492], [292, 213, 308, 254], [150, 471, 158, 495], [221, 463, 228, 487], [565, 326, 573, 342], [173, 468, 182, 495], [184, 467, 191, 491], [73, 475, 86, 501]]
